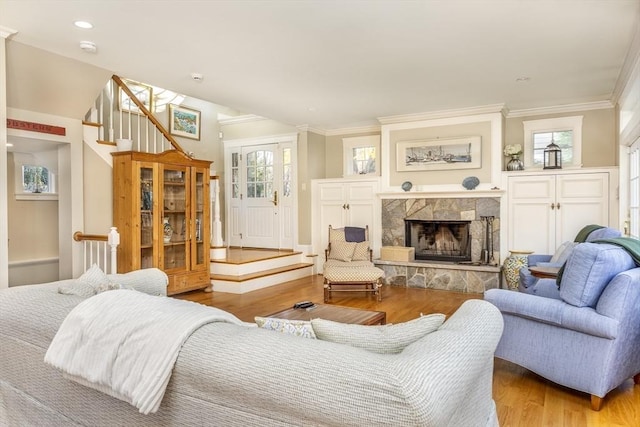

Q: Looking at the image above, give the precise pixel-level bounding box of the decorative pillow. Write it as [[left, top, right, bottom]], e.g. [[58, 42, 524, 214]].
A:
[[254, 317, 317, 339], [328, 241, 357, 262], [559, 243, 635, 307], [352, 241, 370, 261], [329, 228, 346, 242], [311, 313, 446, 354], [549, 241, 578, 264], [78, 264, 110, 291], [107, 268, 169, 296], [58, 282, 97, 298]]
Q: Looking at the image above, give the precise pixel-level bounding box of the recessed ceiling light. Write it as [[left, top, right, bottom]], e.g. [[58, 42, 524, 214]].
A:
[[515, 76, 531, 82], [74, 20, 93, 29]]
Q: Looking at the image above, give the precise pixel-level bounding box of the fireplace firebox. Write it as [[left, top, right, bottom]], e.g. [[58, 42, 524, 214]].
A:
[[404, 219, 472, 262]]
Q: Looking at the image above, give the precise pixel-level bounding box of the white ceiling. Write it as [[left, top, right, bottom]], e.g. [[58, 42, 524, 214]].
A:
[[1, 0, 639, 132]]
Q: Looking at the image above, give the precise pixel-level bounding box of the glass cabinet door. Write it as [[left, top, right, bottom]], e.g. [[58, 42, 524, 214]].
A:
[[192, 169, 206, 268], [140, 166, 154, 269], [162, 166, 188, 272]]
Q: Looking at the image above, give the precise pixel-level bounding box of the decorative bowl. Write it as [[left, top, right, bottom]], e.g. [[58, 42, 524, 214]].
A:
[[401, 181, 413, 192]]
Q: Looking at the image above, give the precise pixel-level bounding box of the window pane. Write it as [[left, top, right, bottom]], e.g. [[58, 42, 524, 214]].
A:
[[532, 130, 573, 166], [231, 153, 239, 168], [22, 165, 49, 193], [352, 146, 376, 174]]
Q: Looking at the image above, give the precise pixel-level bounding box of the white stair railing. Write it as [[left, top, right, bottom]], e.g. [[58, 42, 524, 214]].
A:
[[84, 75, 187, 156]]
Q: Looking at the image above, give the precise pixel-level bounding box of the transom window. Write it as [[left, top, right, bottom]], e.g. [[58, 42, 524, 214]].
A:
[[523, 116, 583, 168]]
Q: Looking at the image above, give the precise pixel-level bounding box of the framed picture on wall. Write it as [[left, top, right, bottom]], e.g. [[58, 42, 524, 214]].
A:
[[396, 136, 481, 171], [169, 104, 201, 140]]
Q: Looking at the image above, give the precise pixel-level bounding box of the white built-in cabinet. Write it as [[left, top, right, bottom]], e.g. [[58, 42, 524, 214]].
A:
[[311, 178, 380, 271], [506, 169, 618, 255]]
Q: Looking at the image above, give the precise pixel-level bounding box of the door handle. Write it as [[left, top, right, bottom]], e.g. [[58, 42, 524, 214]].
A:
[[271, 190, 278, 206]]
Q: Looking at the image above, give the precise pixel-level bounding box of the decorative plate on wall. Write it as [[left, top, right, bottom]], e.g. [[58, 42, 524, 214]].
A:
[[462, 176, 480, 190], [401, 181, 413, 192]]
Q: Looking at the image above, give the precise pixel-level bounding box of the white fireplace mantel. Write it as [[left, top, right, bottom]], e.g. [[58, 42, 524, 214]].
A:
[[377, 189, 505, 199]]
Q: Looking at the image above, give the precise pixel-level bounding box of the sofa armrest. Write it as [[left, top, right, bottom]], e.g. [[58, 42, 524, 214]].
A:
[[528, 254, 552, 266], [485, 289, 618, 339]]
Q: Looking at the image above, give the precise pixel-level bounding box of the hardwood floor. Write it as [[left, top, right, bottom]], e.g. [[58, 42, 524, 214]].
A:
[[176, 274, 640, 427]]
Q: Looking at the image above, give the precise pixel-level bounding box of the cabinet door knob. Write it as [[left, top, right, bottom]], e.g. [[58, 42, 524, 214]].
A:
[[551, 203, 555, 210], [556, 203, 560, 209]]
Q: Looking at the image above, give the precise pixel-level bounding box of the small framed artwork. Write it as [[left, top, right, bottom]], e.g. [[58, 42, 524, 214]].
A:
[[119, 79, 153, 114], [396, 136, 482, 171], [169, 104, 201, 140]]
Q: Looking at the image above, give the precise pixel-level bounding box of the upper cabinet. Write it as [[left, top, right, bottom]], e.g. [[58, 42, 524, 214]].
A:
[[506, 169, 617, 254], [112, 150, 211, 295]]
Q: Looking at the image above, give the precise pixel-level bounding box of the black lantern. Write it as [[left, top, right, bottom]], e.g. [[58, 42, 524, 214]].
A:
[[543, 140, 562, 169]]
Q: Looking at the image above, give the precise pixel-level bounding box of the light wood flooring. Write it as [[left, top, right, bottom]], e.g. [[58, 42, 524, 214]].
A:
[[176, 274, 640, 427]]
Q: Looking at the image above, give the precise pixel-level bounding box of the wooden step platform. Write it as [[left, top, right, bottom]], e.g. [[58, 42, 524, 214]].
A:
[[210, 248, 314, 294]]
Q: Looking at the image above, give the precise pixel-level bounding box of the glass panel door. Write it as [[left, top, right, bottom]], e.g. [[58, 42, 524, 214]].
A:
[[140, 166, 154, 269], [163, 166, 187, 271], [192, 169, 206, 267]]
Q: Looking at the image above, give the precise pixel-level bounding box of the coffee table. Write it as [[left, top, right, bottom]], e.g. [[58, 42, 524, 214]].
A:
[[266, 304, 386, 325]]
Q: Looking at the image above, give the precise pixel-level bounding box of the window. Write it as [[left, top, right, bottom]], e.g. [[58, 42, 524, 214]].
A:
[[12, 153, 58, 201], [23, 165, 51, 193], [343, 135, 380, 177], [523, 116, 583, 168]]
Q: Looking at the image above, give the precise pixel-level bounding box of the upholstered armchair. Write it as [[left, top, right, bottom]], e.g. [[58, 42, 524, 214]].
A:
[[486, 241, 640, 410], [519, 225, 622, 295], [323, 226, 384, 302]]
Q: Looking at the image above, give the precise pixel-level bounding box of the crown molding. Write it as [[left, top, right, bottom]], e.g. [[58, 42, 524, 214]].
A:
[[506, 101, 614, 118], [0, 26, 17, 39], [377, 104, 506, 125], [325, 124, 381, 136], [296, 124, 326, 135], [218, 114, 266, 126], [612, 21, 640, 105]]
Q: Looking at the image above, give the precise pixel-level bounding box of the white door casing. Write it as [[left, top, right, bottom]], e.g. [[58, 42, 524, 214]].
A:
[[224, 135, 297, 249]]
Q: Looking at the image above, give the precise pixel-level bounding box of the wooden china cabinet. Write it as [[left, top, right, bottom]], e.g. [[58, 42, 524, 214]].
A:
[[112, 150, 211, 295]]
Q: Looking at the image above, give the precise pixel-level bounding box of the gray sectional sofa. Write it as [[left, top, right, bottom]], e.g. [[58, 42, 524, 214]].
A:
[[0, 271, 503, 426]]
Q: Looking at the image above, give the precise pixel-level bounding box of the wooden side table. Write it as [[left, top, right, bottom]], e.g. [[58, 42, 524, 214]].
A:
[[529, 266, 561, 279]]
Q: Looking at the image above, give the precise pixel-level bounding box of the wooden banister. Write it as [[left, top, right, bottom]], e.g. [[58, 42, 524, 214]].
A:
[[111, 75, 187, 156], [73, 231, 107, 242]]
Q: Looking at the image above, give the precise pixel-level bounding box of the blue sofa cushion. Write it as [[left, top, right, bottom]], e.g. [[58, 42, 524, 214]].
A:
[[559, 243, 635, 308]]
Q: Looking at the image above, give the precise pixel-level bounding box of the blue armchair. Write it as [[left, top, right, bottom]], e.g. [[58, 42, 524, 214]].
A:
[[486, 242, 640, 410], [518, 226, 622, 295]]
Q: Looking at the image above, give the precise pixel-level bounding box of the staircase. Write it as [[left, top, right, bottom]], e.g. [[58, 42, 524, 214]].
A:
[[84, 76, 315, 293]]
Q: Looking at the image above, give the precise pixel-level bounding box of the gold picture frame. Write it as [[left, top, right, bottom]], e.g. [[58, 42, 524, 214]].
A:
[[118, 79, 153, 114], [169, 104, 201, 140]]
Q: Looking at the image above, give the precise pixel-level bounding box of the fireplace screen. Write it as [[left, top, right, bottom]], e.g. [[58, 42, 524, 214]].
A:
[[405, 219, 471, 262]]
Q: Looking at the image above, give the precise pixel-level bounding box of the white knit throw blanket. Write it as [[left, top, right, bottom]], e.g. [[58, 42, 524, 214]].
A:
[[44, 289, 243, 414]]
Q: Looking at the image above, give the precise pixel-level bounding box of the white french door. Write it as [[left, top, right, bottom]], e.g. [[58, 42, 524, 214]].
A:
[[226, 137, 296, 249], [628, 137, 640, 239]]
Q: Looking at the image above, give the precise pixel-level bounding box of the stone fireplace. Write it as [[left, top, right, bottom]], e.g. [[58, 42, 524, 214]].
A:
[[375, 195, 501, 292]]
